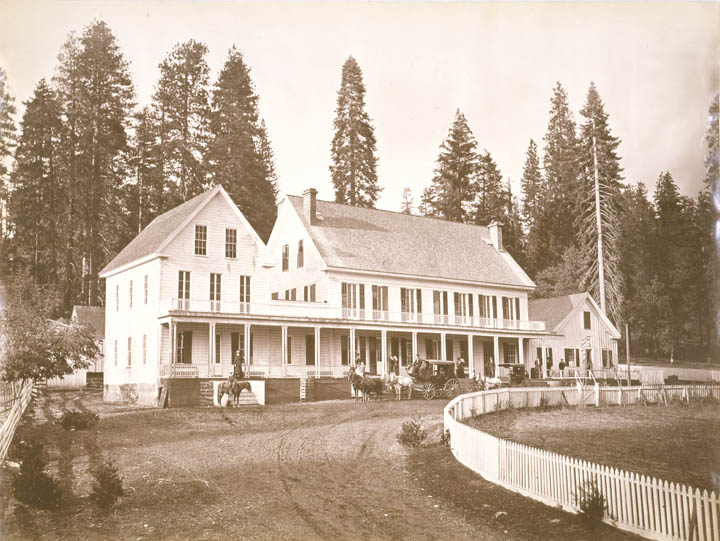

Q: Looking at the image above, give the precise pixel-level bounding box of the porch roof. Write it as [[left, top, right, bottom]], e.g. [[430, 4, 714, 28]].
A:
[[288, 196, 533, 288]]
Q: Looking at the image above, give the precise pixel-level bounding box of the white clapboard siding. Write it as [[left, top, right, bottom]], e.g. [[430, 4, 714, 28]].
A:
[[444, 384, 720, 541], [46, 370, 87, 389]]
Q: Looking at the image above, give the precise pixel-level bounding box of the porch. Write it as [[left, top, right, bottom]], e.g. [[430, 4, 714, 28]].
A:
[[158, 318, 539, 381]]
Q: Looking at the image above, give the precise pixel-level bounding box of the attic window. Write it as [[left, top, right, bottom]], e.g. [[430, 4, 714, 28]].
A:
[[195, 225, 207, 256], [583, 311, 591, 330]]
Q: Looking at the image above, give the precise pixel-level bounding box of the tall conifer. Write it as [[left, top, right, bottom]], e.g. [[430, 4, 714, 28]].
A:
[[330, 56, 380, 207], [208, 47, 277, 241], [0, 68, 16, 241], [428, 109, 478, 222], [152, 39, 210, 204]]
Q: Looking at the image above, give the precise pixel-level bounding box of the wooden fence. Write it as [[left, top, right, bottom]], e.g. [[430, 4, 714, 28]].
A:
[[0, 381, 34, 464], [444, 385, 720, 540]]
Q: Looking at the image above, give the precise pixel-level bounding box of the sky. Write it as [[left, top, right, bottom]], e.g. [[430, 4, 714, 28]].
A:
[[1, 1, 718, 212]]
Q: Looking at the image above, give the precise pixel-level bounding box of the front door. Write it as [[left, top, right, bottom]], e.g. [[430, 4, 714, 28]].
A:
[[584, 349, 592, 371]]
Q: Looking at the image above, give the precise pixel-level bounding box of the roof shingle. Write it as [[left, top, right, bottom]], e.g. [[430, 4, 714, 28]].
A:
[[528, 293, 587, 331], [71, 305, 105, 338], [288, 196, 532, 287]]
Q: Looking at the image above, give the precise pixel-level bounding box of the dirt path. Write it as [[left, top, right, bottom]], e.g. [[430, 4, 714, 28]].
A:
[[2, 392, 521, 540]]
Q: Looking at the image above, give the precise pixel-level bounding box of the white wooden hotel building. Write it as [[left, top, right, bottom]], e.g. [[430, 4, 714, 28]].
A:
[[99, 185, 614, 405]]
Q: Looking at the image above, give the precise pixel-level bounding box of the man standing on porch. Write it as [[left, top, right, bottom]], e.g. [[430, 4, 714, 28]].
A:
[[234, 349, 244, 380]]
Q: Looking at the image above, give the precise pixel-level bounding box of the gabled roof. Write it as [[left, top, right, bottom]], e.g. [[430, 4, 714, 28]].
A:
[[100, 188, 218, 276], [100, 185, 270, 277], [287, 196, 534, 287], [529, 292, 621, 338], [528, 293, 587, 331], [71, 306, 105, 338]]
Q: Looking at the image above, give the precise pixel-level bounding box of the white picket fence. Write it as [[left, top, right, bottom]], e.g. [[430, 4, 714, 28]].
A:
[[444, 385, 720, 541], [0, 381, 34, 464]]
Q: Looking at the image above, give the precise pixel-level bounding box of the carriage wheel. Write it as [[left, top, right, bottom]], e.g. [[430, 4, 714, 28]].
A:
[[422, 383, 436, 400], [444, 378, 460, 398]]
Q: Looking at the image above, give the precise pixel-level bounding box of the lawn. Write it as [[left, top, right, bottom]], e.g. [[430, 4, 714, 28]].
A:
[[466, 401, 720, 493]]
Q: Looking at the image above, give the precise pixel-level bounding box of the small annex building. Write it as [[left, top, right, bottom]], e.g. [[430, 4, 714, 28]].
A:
[[71, 305, 105, 372], [527, 292, 621, 377]]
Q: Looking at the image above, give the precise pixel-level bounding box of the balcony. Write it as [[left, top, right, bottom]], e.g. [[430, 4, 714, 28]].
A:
[[162, 298, 545, 332]]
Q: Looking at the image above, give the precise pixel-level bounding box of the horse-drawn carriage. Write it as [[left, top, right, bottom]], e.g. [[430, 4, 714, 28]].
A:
[[407, 359, 482, 399]]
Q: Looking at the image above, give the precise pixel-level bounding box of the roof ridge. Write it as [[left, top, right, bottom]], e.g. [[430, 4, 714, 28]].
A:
[[287, 194, 490, 230]]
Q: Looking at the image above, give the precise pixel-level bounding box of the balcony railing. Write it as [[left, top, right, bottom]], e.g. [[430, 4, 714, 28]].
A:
[[162, 298, 545, 331]]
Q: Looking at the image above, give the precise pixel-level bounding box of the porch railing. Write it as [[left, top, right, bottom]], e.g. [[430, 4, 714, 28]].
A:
[[159, 364, 199, 378], [162, 298, 545, 332]]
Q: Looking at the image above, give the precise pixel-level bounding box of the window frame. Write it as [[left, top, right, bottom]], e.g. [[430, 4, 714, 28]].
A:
[[583, 311, 591, 330], [297, 239, 304, 268], [282, 244, 289, 271], [194, 224, 208, 256], [225, 228, 237, 259]]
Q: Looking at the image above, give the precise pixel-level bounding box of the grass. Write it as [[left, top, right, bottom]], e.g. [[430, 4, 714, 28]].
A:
[[467, 402, 720, 492]]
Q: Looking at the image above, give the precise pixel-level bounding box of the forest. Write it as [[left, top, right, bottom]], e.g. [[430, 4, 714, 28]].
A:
[[0, 20, 717, 362]]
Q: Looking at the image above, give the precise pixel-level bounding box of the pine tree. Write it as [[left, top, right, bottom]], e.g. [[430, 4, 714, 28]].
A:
[[8, 80, 63, 287], [400, 187, 414, 214], [702, 94, 719, 356], [520, 138, 547, 278], [470, 150, 505, 225], [418, 185, 437, 217], [577, 83, 623, 320], [428, 109, 479, 222], [330, 56, 380, 207], [502, 183, 526, 266], [0, 67, 16, 241], [705, 94, 718, 191], [208, 47, 277, 241], [541, 82, 581, 268], [152, 39, 210, 205], [53, 32, 84, 312], [128, 107, 165, 234]]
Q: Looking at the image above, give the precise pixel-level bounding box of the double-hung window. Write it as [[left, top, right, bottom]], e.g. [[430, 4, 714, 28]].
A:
[[225, 228, 237, 258], [304, 284, 316, 302], [178, 271, 190, 310], [371, 285, 388, 320], [453, 292, 473, 324], [239, 276, 251, 313], [297, 240, 304, 268], [342, 282, 359, 317], [210, 273, 222, 312], [478, 294, 498, 326], [584, 311, 591, 330], [194, 225, 207, 256], [433, 290, 449, 324], [282, 245, 289, 271], [400, 288, 422, 322], [501, 296, 521, 328]]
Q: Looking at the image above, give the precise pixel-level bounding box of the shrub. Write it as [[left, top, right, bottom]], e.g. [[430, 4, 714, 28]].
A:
[[539, 395, 551, 410], [12, 438, 61, 509], [440, 428, 451, 447], [60, 409, 98, 430], [91, 459, 123, 509], [396, 417, 427, 449], [578, 481, 606, 528]]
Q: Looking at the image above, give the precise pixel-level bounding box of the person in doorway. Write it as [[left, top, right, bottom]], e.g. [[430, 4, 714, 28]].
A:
[[546, 356, 553, 378], [558, 358, 565, 377]]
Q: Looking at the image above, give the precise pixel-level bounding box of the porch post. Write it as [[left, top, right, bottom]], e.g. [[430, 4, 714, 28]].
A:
[[170, 319, 176, 365], [244, 323, 251, 376], [314, 326, 320, 377], [493, 335, 500, 376], [468, 334, 474, 378], [440, 332, 447, 361], [349, 328, 356, 364], [281, 325, 288, 377], [381, 329, 387, 375], [518, 337, 524, 371], [411, 331, 418, 361], [209, 322, 216, 376]]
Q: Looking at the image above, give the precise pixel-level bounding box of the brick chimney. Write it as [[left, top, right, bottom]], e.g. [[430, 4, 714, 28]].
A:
[[303, 188, 317, 225], [488, 221, 504, 251]]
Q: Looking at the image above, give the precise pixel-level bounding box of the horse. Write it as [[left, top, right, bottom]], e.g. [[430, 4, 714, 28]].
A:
[[384, 372, 413, 400], [349, 373, 383, 403], [218, 378, 251, 406]]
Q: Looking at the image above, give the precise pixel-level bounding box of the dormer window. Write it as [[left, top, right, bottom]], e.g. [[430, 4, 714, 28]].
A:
[[195, 225, 207, 256]]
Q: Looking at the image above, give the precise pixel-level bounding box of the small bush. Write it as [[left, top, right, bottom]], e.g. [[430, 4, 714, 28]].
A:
[[440, 428, 451, 447], [397, 417, 427, 449], [91, 459, 123, 509], [12, 438, 61, 509], [539, 395, 551, 410], [578, 481, 606, 528], [60, 409, 98, 430]]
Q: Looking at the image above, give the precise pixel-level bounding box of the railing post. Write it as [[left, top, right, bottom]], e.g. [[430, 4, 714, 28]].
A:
[[594, 382, 600, 407]]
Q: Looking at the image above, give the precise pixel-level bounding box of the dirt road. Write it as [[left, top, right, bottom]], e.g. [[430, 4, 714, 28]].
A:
[[3, 391, 511, 540]]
